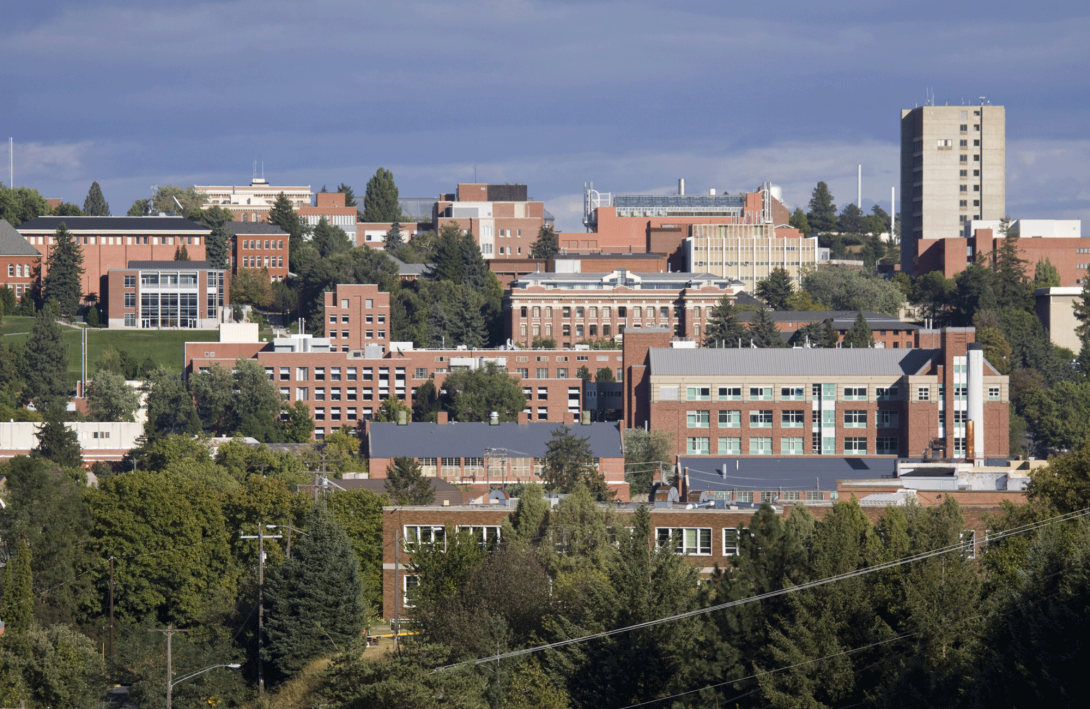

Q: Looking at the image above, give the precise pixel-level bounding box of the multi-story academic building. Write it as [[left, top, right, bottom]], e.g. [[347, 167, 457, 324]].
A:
[[223, 222, 290, 282], [0, 219, 42, 301], [105, 261, 228, 329], [195, 177, 311, 223], [434, 183, 553, 259]]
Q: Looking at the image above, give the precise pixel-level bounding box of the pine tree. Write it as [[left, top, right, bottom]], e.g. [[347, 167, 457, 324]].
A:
[[842, 311, 875, 348], [789, 208, 811, 237], [807, 181, 838, 233], [205, 223, 230, 269], [702, 294, 747, 347], [1074, 272, 1090, 341], [748, 307, 788, 348], [267, 192, 304, 256], [43, 223, 85, 317], [992, 217, 1031, 311], [530, 225, 559, 259], [459, 229, 490, 291], [82, 181, 110, 216], [755, 267, 795, 310], [336, 183, 357, 208], [33, 405, 82, 468], [427, 224, 465, 283], [449, 289, 487, 348], [1, 538, 34, 634], [837, 203, 866, 234], [385, 215, 404, 252], [173, 244, 190, 261], [24, 306, 70, 412], [264, 507, 366, 680], [384, 457, 435, 505], [362, 168, 400, 223], [425, 302, 453, 348]]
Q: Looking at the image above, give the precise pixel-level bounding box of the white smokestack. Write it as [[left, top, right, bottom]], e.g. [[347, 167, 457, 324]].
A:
[[967, 343, 985, 461], [679, 178, 685, 196]]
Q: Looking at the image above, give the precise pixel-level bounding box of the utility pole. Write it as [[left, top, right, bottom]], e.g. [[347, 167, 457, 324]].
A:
[[108, 556, 115, 659], [241, 523, 280, 695], [393, 528, 400, 651], [149, 624, 189, 709]]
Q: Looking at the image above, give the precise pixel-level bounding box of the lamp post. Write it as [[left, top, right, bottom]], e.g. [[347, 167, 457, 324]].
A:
[[240, 523, 281, 695], [265, 523, 308, 559]]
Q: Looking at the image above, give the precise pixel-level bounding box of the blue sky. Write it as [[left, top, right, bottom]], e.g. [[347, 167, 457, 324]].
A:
[[2, 0, 1088, 232]]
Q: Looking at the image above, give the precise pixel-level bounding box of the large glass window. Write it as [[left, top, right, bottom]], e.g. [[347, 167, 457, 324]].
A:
[[686, 386, 710, 401], [845, 437, 867, 454], [718, 410, 741, 428], [780, 386, 804, 401], [781, 437, 805, 455], [718, 386, 741, 401], [749, 437, 773, 455], [686, 437, 710, 455], [844, 410, 868, 428], [686, 410, 710, 428], [718, 437, 741, 455], [781, 410, 805, 428], [656, 528, 711, 556], [749, 410, 773, 428]]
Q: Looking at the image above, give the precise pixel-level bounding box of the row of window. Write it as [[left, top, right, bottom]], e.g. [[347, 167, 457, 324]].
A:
[[686, 409, 900, 429], [685, 435, 898, 456], [26, 235, 200, 246], [6, 264, 30, 278], [240, 256, 283, 269], [270, 366, 401, 382], [240, 239, 284, 250], [674, 384, 999, 403], [519, 305, 677, 320], [331, 329, 385, 340], [328, 312, 385, 324]]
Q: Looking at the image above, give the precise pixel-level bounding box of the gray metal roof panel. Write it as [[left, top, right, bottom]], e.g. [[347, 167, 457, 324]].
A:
[[369, 421, 623, 459], [649, 347, 937, 377], [221, 222, 288, 236], [0, 219, 41, 256], [737, 310, 907, 324], [678, 456, 900, 491], [17, 216, 211, 232], [123, 260, 215, 269]]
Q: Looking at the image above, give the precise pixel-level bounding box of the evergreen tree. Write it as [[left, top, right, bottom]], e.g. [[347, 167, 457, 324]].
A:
[[1, 539, 33, 634], [542, 426, 609, 499], [1033, 257, 1061, 289], [267, 192, 305, 258], [205, 223, 230, 269], [836, 202, 866, 234], [412, 379, 440, 422], [439, 361, 526, 422], [842, 311, 875, 348], [992, 217, 1032, 312], [23, 306, 70, 412], [312, 217, 351, 258], [427, 224, 465, 282], [263, 507, 366, 681], [361, 167, 400, 222], [806, 181, 838, 233], [703, 294, 747, 347], [384, 457, 435, 505], [789, 208, 811, 237], [43, 223, 85, 317], [458, 229, 490, 291], [794, 319, 837, 348], [82, 181, 110, 216], [336, 182, 357, 207], [530, 224, 560, 259], [748, 307, 788, 348], [33, 405, 82, 468], [52, 202, 83, 216], [173, 244, 189, 261], [231, 358, 283, 442], [141, 367, 200, 440], [448, 289, 487, 347], [755, 267, 795, 310], [384, 215, 404, 251], [425, 302, 453, 348], [1074, 270, 1090, 341]]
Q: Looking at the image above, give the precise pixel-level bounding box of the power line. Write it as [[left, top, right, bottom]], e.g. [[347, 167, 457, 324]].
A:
[[434, 505, 1090, 671]]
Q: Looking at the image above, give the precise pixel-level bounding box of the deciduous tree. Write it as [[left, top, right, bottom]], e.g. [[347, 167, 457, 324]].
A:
[[439, 361, 526, 422], [86, 370, 139, 422]]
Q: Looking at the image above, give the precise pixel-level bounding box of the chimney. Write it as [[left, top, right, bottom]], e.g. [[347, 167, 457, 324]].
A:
[[581, 410, 591, 425], [489, 411, 500, 426], [397, 410, 408, 426], [437, 411, 449, 425], [682, 466, 690, 499], [518, 411, 529, 424], [565, 411, 577, 424], [678, 178, 685, 196]]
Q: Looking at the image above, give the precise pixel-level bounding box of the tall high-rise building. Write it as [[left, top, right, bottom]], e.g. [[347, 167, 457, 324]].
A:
[[900, 104, 1005, 274]]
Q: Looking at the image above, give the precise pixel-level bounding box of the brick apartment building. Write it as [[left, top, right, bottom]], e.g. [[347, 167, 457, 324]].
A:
[[505, 270, 744, 347], [16, 216, 210, 309], [0, 219, 42, 301], [184, 284, 600, 438], [735, 310, 922, 349], [362, 418, 627, 499], [300, 191, 361, 244], [434, 183, 553, 259], [623, 327, 1008, 460], [223, 222, 290, 281], [105, 261, 228, 329]]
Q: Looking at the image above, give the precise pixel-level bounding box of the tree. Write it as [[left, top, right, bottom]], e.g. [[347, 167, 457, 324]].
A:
[[87, 370, 139, 422], [82, 181, 110, 216], [703, 294, 747, 347], [1032, 258, 1061, 290], [802, 267, 905, 315], [576, 365, 592, 381], [439, 361, 526, 422], [623, 428, 673, 498], [428, 223, 467, 283], [385, 215, 404, 251], [52, 202, 83, 216], [755, 267, 795, 310], [384, 456, 436, 506], [32, 406, 82, 468], [43, 223, 85, 316], [264, 507, 366, 680], [362, 167, 400, 223], [7, 623, 107, 709], [313, 217, 352, 258], [231, 358, 283, 441], [992, 217, 1032, 312], [789, 208, 811, 237], [336, 182, 357, 207], [806, 181, 837, 233], [542, 426, 610, 499], [837, 202, 866, 235], [230, 267, 273, 307], [23, 306, 70, 412], [911, 270, 955, 323], [205, 223, 230, 269], [412, 379, 440, 422], [151, 185, 206, 214], [1, 539, 33, 634], [141, 366, 200, 439], [374, 395, 412, 423], [282, 400, 315, 442], [0, 184, 52, 226], [267, 192, 305, 260], [327, 487, 386, 611], [189, 363, 235, 434], [842, 311, 875, 348], [594, 367, 615, 382], [532, 336, 557, 349], [867, 204, 892, 236], [748, 307, 788, 348], [530, 224, 560, 259], [127, 198, 150, 217], [1074, 270, 1090, 341]]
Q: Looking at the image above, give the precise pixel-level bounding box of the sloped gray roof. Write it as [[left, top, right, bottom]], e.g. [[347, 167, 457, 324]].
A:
[[222, 222, 288, 236], [18, 216, 210, 232], [0, 219, 41, 256], [737, 310, 907, 325], [649, 347, 936, 377], [368, 421, 623, 459], [678, 456, 900, 492], [388, 256, 430, 277]]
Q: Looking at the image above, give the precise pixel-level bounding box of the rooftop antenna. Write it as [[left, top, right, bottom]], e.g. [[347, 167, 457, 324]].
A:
[[979, 96, 986, 106], [262, 161, 264, 179], [253, 161, 257, 181], [7, 137, 11, 188]]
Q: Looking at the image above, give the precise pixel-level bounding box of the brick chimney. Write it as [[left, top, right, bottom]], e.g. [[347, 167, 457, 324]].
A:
[[518, 411, 530, 424], [437, 411, 449, 424]]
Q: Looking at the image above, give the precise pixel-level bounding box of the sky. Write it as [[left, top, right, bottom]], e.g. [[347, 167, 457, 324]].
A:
[[1, 0, 1088, 232]]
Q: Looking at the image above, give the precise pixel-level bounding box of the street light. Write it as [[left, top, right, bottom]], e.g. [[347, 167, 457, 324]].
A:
[[166, 663, 240, 709], [265, 523, 308, 559]]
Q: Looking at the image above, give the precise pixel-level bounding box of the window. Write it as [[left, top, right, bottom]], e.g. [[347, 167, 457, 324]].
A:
[[279, 367, 290, 381], [845, 437, 867, 454], [876, 437, 898, 455], [749, 386, 772, 401], [988, 386, 1000, 401], [330, 388, 342, 401], [718, 437, 741, 454], [296, 387, 309, 401], [749, 410, 773, 428], [557, 368, 568, 378], [718, 386, 741, 401], [124, 313, 136, 327], [876, 410, 899, 428], [917, 386, 930, 402], [876, 386, 899, 400], [749, 437, 773, 455], [315, 367, 325, 381], [314, 407, 325, 421], [961, 530, 977, 559], [404, 525, 446, 549], [844, 410, 868, 428], [124, 275, 136, 288], [722, 528, 742, 555], [296, 367, 309, 381], [781, 410, 805, 428], [331, 367, 341, 381], [440, 457, 461, 476], [537, 387, 547, 400], [844, 386, 867, 401], [719, 410, 741, 428], [315, 388, 325, 401], [656, 527, 712, 556], [781, 437, 805, 455], [124, 293, 136, 308], [686, 386, 710, 401], [686, 437, 710, 455], [780, 386, 804, 401], [457, 525, 502, 548], [687, 410, 710, 428]]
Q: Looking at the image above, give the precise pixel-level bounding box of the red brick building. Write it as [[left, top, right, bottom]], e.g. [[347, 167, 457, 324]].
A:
[[0, 219, 42, 301], [735, 310, 922, 349], [16, 216, 210, 310], [623, 327, 1008, 460], [300, 192, 361, 244], [105, 260, 228, 329], [488, 252, 670, 289], [505, 270, 744, 347], [434, 183, 552, 260], [223, 222, 290, 282]]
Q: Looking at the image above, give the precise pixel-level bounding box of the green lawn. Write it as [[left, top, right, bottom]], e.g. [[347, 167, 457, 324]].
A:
[[0, 316, 219, 382]]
